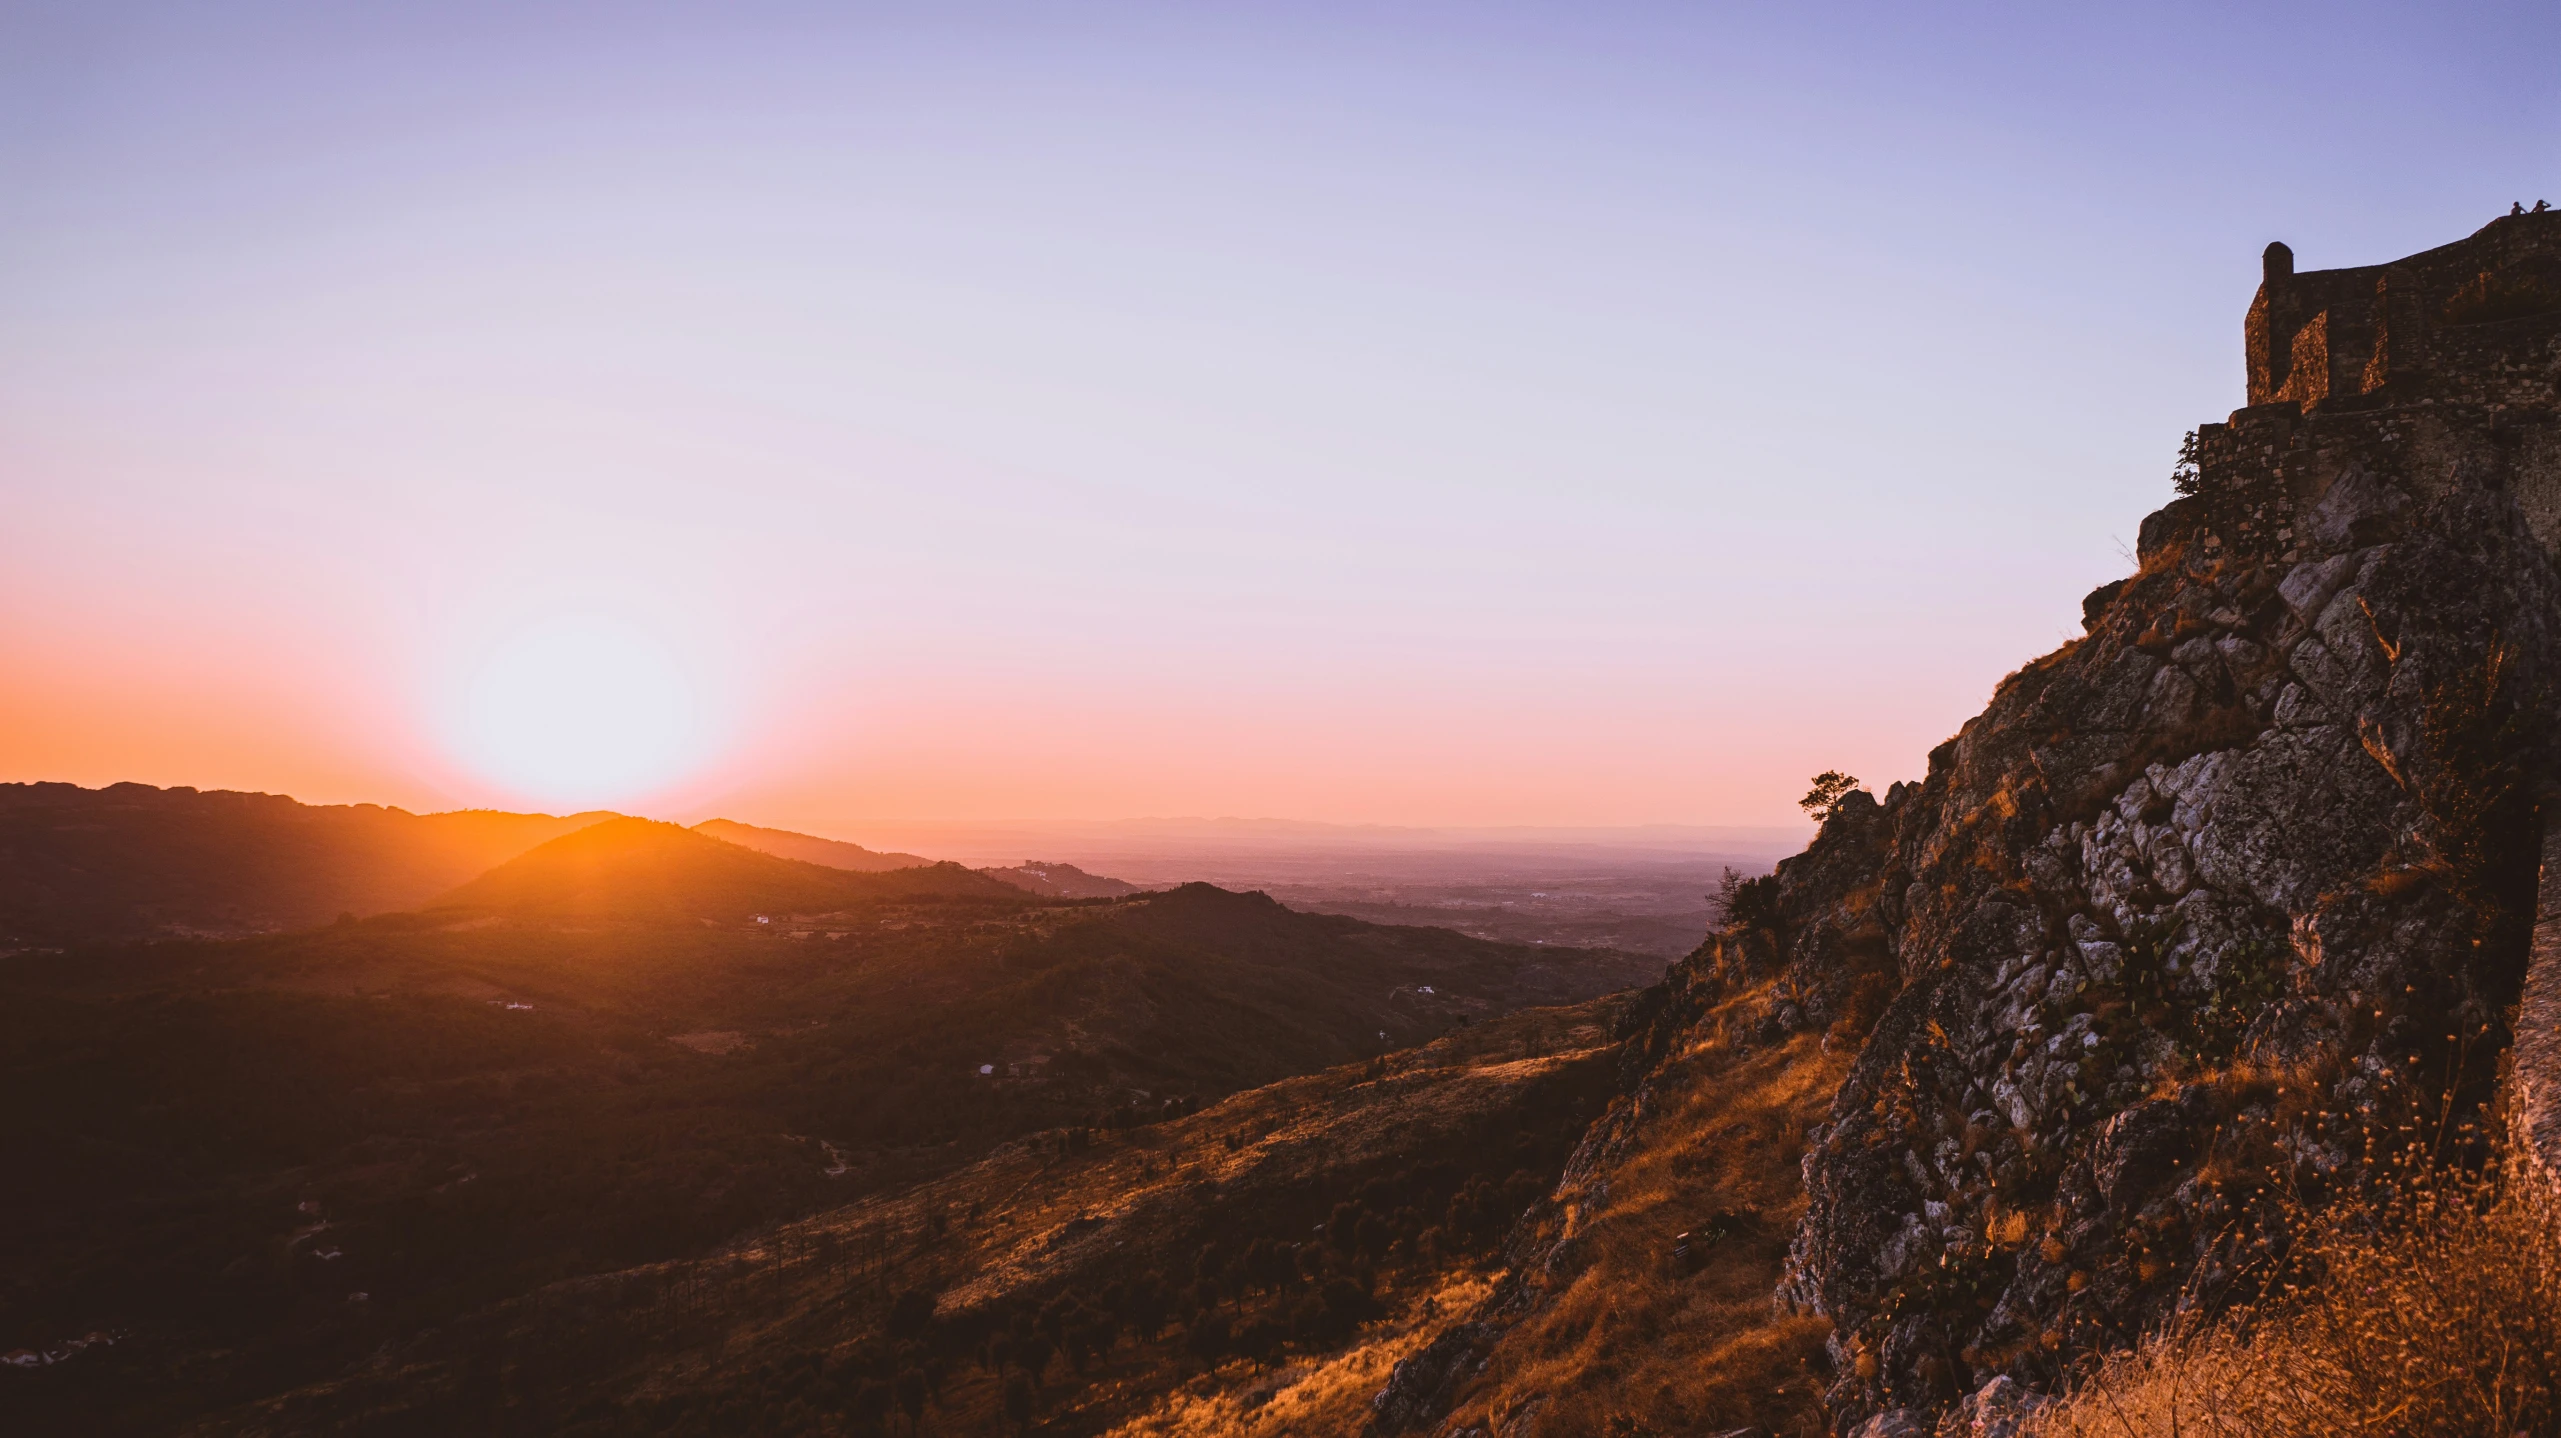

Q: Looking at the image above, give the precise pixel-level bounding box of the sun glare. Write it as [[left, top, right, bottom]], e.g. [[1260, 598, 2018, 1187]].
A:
[[452, 616, 704, 809]]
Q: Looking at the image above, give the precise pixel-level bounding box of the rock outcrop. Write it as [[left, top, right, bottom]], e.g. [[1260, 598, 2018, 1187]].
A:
[[1775, 465, 2559, 1424], [1772, 213, 2561, 1428], [1371, 213, 2561, 1435]]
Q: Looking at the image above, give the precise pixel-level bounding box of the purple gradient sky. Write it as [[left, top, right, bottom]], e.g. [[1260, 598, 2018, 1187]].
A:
[[3, 2, 2556, 830]]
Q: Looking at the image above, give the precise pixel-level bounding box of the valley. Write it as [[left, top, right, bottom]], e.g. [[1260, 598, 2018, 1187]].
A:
[[0, 811, 1660, 1434], [819, 820, 1806, 960]]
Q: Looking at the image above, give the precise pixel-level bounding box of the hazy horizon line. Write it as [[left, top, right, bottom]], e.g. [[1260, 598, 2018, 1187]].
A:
[[7, 776, 1815, 844]]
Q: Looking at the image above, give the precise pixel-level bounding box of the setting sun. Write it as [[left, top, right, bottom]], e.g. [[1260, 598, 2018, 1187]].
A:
[[448, 616, 705, 809], [10, 7, 2560, 1434]]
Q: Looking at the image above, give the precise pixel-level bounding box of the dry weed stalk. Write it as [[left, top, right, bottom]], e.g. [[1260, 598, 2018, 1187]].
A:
[[2030, 1141, 2561, 1438]]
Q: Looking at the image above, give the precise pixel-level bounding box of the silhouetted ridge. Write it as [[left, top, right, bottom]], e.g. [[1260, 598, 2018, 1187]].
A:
[[0, 780, 618, 942], [434, 817, 1016, 920], [689, 817, 934, 872]]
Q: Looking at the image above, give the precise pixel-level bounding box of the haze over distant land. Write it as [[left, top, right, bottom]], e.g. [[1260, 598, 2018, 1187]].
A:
[[806, 817, 1808, 872], [786, 816, 1809, 956], [0, 780, 1784, 955], [690, 818, 932, 873]]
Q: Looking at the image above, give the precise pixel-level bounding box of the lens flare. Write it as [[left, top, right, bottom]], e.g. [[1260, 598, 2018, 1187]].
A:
[[451, 616, 703, 808]]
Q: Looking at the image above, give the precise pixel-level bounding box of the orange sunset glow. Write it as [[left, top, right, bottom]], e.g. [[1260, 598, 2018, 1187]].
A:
[[11, 8, 2561, 1436], [0, 3, 2296, 834]]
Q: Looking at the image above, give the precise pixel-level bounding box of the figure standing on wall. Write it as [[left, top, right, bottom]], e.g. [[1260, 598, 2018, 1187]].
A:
[[2538, 201, 2553, 213]]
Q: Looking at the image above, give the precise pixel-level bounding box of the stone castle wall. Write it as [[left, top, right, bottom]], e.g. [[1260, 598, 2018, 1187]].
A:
[[2190, 211, 2561, 1203], [2182, 213, 2561, 566]]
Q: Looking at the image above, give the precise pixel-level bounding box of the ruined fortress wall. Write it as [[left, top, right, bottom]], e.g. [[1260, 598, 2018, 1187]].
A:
[[2247, 213, 2561, 412], [2200, 212, 2561, 1198], [2184, 401, 2561, 560], [2207, 213, 2561, 557]]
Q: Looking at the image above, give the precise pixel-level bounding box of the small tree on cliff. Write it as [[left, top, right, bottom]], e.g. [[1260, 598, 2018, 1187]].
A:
[[1800, 771, 1863, 822], [1708, 866, 1745, 923]]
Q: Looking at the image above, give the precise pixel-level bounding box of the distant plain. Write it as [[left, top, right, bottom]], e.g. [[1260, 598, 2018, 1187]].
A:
[[798, 819, 1806, 958]]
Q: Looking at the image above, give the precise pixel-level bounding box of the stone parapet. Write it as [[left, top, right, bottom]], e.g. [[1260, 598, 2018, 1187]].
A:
[[2247, 213, 2561, 413]]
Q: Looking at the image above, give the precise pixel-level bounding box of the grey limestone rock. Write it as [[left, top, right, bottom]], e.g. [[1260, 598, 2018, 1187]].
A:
[[1766, 467, 2561, 1426], [1937, 1375, 2046, 1438], [2278, 551, 2358, 624]]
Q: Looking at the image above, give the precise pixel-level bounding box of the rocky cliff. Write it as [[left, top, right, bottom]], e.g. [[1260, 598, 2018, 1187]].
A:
[[1371, 213, 2561, 1436], [1777, 461, 2558, 1429]]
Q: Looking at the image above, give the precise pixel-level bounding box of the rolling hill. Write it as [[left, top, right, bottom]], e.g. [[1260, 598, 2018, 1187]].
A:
[[690, 818, 934, 873], [0, 782, 618, 944], [699, 817, 1147, 899], [976, 860, 1145, 898], [434, 818, 1016, 920]]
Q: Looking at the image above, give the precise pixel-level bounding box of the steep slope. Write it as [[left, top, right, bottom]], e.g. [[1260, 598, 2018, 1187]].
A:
[[0, 782, 616, 943], [1764, 469, 2556, 1429], [434, 818, 1016, 920], [174, 1001, 1634, 1438], [1370, 216, 2561, 1438], [692, 818, 934, 873], [1362, 970, 1854, 1438]]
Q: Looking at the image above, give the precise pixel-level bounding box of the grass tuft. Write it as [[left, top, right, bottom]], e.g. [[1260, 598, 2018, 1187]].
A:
[[2029, 1140, 2561, 1437]]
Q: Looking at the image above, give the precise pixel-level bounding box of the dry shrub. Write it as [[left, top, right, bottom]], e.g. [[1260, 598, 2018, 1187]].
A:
[[2030, 1143, 2561, 1437]]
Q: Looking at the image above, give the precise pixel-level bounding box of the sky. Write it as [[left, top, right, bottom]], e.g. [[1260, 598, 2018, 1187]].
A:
[[3, 1, 2557, 832]]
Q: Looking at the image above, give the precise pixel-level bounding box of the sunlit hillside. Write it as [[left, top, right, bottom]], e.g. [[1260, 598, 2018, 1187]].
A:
[[434, 817, 1014, 920]]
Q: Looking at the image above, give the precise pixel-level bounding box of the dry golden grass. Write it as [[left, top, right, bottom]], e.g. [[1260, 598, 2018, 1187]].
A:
[[604, 1001, 1625, 1436], [1106, 1272, 1498, 1437], [1435, 987, 1850, 1438], [2030, 1145, 2561, 1438]]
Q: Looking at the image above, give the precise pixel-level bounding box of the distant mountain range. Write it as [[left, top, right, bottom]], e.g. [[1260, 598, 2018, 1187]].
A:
[[0, 782, 617, 943], [689, 817, 933, 872], [438, 817, 1018, 920], [700, 819, 1147, 897], [0, 783, 1150, 945]]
